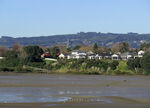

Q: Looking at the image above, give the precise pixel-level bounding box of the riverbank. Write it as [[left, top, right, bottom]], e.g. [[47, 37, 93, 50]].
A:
[[1, 58, 148, 75]]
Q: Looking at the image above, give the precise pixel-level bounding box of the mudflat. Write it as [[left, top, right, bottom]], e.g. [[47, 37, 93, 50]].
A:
[[0, 73, 150, 108]]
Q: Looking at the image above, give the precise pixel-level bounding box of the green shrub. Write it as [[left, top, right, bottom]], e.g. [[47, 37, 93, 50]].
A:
[[114, 61, 134, 75], [141, 52, 150, 75], [0, 67, 15, 72]]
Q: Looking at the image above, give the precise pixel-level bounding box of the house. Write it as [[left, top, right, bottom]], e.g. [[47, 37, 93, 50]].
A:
[[41, 52, 51, 58], [138, 50, 145, 58], [111, 54, 120, 60], [67, 50, 87, 59], [59, 53, 67, 59], [88, 54, 95, 59], [100, 53, 112, 59], [95, 54, 103, 59], [0, 57, 4, 59], [88, 54, 102, 60], [120, 52, 134, 60], [71, 50, 87, 56]]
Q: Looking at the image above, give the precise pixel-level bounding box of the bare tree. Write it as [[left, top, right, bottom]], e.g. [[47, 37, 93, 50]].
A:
[[0, 46, 8, 56]]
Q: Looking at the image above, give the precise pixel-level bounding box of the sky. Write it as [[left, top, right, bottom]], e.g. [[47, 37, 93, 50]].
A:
[[0, 0, 150, 37]]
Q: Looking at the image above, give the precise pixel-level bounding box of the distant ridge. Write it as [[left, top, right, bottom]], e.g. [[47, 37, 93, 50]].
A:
[[0, 32, 150, 48]]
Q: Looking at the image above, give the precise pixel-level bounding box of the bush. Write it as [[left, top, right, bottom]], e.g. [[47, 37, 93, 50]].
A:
[[0, 50, 23, 67], [141, 52, 150, 75], [0, 67, 15, 72], [114, 61, 133, 75], [27, 62, 46, 68]]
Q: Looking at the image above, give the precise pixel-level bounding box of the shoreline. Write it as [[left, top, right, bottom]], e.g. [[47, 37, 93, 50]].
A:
[[0, 71, 148, 76]]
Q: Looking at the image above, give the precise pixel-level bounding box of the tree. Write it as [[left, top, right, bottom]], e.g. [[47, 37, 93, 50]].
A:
[[67, 47, 72, 52], [0, 50, 21, 67], [139, 42, 150, 51], [12, 43, 26, 59], [120, 42, 130, 53], [0, 46, 8, 57], [73, 45, 81, 50], [111, 42, 130, 53], [79, 45, 93, 52], [93, 43, 98, 54], [127, 58, 141, 73], [110, 61, 119, 70], [12, 43, 22, 51], [24, 46, 43, 63], [141, 52, 150, 75]]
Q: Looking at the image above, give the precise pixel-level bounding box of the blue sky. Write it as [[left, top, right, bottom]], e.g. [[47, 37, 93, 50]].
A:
[[0, 0, 150, 37]]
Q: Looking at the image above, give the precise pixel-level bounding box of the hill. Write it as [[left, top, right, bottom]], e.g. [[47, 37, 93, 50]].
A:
[[0, 32, 150, 48]]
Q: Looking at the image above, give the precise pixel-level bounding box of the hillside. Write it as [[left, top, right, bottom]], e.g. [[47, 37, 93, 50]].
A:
[[0, 32, 150, 48]]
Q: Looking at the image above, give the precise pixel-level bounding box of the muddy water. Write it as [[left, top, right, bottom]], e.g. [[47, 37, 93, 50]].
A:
[[0, 73, 150, 108]]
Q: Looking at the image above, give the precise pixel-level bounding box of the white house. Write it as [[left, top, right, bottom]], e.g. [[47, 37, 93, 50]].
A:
[[88, 54, 102, 60], [59, 53, 66, 59], [120, 52, 134, 60], [111, 54, 120, 60], [88, 54, 95, 59], [71, 50, 87, 56], [95, 54, 103, 60], [67, 50, 87, 59], [138, 50, 145, 58], [0, 57, 4, 59]]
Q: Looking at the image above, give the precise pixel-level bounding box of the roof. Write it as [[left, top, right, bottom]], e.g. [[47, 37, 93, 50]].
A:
[[112, 54, 119, 57], [120, 52, 134, 56], [99, 53, 112, 57], [72, 50, 87, 53]]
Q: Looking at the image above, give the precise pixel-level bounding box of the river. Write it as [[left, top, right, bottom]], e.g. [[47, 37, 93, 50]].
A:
[[0, 73, 150, 108]]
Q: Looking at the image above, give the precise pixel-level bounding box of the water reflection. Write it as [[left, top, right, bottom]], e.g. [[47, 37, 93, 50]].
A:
[[0, 93, 70, 103]]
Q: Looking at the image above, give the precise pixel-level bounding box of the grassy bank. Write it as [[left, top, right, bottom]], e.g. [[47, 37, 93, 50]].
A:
[[0, 59, 146, 75]]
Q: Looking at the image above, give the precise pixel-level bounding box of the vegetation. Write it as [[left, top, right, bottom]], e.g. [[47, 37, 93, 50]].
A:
[[113, 61, 133, 75], [24, 46, 43, 63], [141, 52, 150, 75], [0, 42, 150, 75], [111, 42, 130, 53], [126, 52, 150, 75], [93, 43, 98, 54]]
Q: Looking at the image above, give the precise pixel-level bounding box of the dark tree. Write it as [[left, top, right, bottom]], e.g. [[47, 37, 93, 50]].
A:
[[127, 58, 141, 73], [0, 50, 21, 67], [120, 42, 130, 53], [50, 46, 60, 58], [141, 52, 150, 75], [24, 46, 43, 63], [93, 43, 98, 54], [73, 45, 81, 50]]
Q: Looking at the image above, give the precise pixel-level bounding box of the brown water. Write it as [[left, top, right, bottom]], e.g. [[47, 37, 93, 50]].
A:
[[0, 73, 150, 108]]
